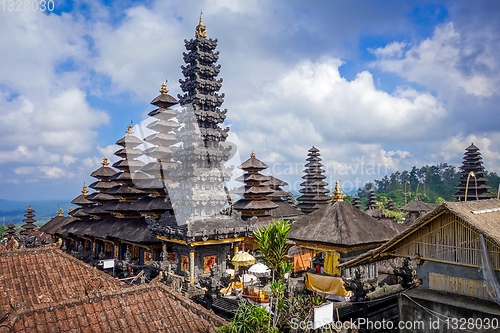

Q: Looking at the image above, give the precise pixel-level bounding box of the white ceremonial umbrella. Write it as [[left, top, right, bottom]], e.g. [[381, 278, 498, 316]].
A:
[[248, 263, 271, 278], [241, 273, 258, 285]]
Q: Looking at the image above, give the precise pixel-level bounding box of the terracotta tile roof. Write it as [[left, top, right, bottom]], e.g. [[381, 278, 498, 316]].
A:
[[0, 248, 225, 332], [3, 283, 223, 332], [0, 248, 125, 320]]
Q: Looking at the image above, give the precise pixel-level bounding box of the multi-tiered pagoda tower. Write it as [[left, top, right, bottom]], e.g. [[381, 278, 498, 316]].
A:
[[351, 195, 362, 209], [263, 176, 302, 220], [453, 143, 494, 201], [69, 184, 94, 221], [104, 125, 148, 218], [132, 82, 180, 218], [152, 17, 251, 282], [21, 205, 36, 236], [366, 188, 378, 210], [234, 153, 278, 227], [84, 157, 119, 219], [297, 147, 330, 214]]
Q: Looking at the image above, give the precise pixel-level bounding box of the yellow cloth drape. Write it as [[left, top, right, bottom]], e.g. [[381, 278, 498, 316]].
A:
[[220, 281, 243, 294], [324, 251, 341, 275], [304, 273, 350, 297]]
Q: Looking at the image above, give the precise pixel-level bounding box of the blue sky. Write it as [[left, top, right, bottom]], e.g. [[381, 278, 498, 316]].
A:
[[1, 0, 500, 202]]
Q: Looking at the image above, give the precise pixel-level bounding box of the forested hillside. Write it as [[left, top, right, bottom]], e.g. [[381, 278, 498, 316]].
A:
[[353, 163, 500, 209]]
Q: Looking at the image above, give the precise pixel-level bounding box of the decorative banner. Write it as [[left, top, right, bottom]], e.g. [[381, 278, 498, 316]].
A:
[[181, 255, 189, 272], [105, 242, 112, 253], [134, 246, 140, 259], [168, 252, 175, 262], [203, 255, 217, 274], [144, 252, 152, 266], [114, 245, 119, 259], [92, 242, 96, 254]]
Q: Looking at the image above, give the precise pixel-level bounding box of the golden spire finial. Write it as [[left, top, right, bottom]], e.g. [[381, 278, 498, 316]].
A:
[[159, 80, 169, 94], [57, 207, 64, 217], [195, 12, 207, 38], [102, 156, 110, 167], [329, 180, 346, 202], [69, 206, 73, 212], [126, 122, 134, 136], [82, 183, 89, 196], [28, 205, 31, 209], [250, 152, 255, 159]]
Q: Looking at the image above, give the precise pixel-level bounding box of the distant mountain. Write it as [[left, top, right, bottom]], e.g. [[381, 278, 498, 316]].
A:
[[0, 199, 72, 226]]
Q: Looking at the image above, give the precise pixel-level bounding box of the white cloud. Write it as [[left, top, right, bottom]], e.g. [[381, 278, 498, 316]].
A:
[[371, 22, 500, 98], [38, 166, 71, 179], [13, 167, 35, 175], [63, 155, 78, 166], [0, 10, 109, 182]]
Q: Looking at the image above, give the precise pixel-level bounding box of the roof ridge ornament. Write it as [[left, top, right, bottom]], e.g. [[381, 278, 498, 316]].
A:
[[57, 207, 64, 217], [82, 183, 89, 195], [102, 156, 110, 167], [126, 122, 134, 136], [329, 179, 346, 202], [159, 80, 169, 94], [195, 12, 207, 38], [250, 151, 255, 159]]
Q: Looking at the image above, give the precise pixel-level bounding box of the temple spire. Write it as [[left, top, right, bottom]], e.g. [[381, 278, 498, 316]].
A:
[[159, 80, 169, 94], [195, 12, 207, 38], [102, 156, 110, 167], [57, 207, 64, 216], [330, 180, 346, 202], [81, 183, 88, 195], [126, 122, 134, 136]]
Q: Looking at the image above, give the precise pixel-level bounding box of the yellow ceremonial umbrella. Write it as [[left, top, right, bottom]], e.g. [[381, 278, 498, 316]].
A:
[[232, 252, 256, 294], [232, 251, 255, 267]]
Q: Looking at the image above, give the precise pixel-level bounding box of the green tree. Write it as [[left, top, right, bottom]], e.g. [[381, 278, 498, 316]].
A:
[[218, 302, 278, 333], [254, 219, 293, 281], [0, 224, 6, 239], [435, 197, 446, 204]]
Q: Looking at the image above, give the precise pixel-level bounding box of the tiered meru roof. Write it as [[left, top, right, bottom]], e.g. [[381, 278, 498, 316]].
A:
[[297, 146, 330, 214], [21, 205, 36, 236], [132, 82, 179, 218], [151, 19, 250, 244], [263, 176, 302, 219], [453, 143, 494, 201], [234, 153, 278, 226]]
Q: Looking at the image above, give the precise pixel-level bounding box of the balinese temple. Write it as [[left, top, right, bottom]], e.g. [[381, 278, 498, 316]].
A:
[[21, 205, 36, 236], [288, 181, 405, 277], [453, 143, 494, 201], [103, 124, 148, 218], [84, 157, 119, 219], [351, 195, 362, 209], [151, 17, 252, 282], [364, 188, 383, 218], [387, 198, 395, 210], [69, 183, 93, 221], [132, 81, 180, 219], [297, 147, 330, 214], [233, 153, 278, 227], [366, 188, 378, 210], [6, 221, 16, 240], [400, 197, 438, 224], [263, 176, 302, 221]]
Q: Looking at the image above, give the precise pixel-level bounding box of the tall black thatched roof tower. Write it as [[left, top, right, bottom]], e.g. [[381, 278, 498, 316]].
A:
[[297, 147, 330, 214], [453, 143, 493, 201]]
